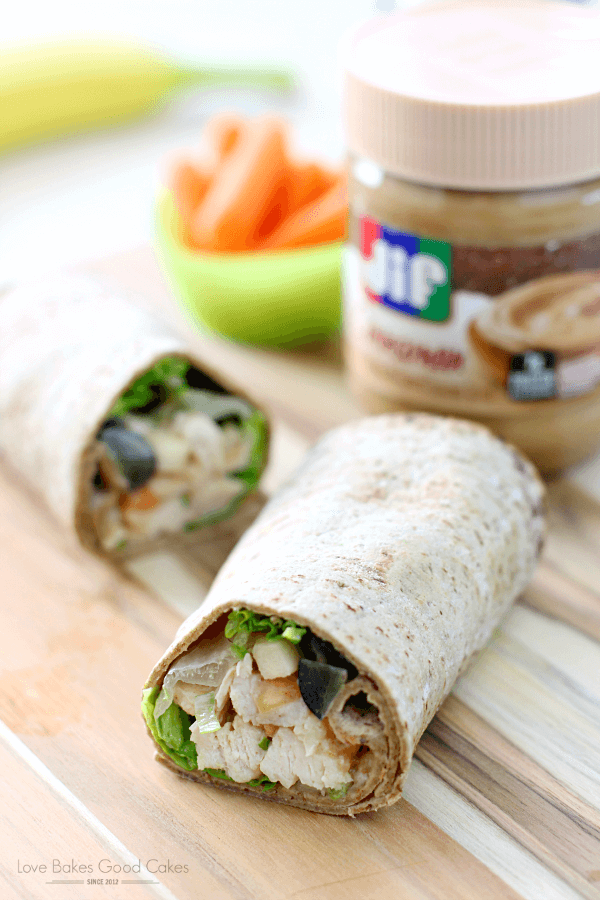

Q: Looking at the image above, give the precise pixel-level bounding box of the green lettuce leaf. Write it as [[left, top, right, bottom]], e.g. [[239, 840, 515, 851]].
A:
[[246, 776, 277, 791], [203, 768, 234, 781], [183, 409, 268, 534], [232, 410, 269, 489], [224, 609, 307, 658], [328, 784, 351, 800], [194, 692, 221, 735], [141, 687, 197, 771], [111, 356, 190, 418], [202, 767, 276, 791], [143, 690, 280, 791]]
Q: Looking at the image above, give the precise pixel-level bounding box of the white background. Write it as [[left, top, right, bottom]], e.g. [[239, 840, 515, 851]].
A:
[[1, 0, 596, 285], [0, 0, 416, 284]]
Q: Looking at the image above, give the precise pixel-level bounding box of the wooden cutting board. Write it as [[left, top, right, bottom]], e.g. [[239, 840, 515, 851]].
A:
[[2, 246, 600, 900]]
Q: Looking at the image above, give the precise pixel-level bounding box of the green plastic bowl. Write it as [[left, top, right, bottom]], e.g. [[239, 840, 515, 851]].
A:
[[154, 191, 343, 347]]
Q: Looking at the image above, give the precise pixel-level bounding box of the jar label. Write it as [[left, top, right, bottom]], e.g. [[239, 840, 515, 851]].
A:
[[344, 214, 600, 408], [361, 216, 452, 321]]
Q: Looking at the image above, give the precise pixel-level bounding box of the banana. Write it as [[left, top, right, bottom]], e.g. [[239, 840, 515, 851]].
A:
[[0, 39, 294, 152]]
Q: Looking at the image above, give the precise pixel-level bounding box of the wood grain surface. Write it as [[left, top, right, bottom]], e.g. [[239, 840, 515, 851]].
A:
[[1, 246, 600, 900]]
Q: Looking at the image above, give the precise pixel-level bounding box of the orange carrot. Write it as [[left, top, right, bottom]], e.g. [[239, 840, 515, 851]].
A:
[[168, 115, 247, 239], [119, 486, 159, 512], [170, 160, 212, 228], [189, 115, 289, 252], [258, 176, 348, 250], [255, 161, 341, 243], [286, 161, 338, 215], [253, 183, 290, 242], [199, 112, 247, 164]]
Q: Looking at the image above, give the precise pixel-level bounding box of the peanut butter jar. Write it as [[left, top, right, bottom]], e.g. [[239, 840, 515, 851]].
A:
[[342, 0, 600, 473]]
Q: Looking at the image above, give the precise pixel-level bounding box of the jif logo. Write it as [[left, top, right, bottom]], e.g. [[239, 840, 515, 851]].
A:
[[360, 216, 452, 321]]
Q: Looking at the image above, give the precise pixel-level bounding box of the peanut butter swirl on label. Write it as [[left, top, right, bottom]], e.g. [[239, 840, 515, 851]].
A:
[[475, 272, 600, 356]]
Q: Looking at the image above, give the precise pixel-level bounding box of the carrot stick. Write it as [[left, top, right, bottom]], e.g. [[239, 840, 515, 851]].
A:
[[286, 161, 338, 215], [253, 182, 289, 242], [255, 161, 341, 243], [200, 112, 246, 163], [189, 115, 289, 251], [169, 115, 248, 246], [119, 486, 159, 512], [169, 160, 212, 227], [258, 176, 348, 250]]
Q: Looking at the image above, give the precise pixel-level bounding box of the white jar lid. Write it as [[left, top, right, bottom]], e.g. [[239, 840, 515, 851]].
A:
[[343, 0, 600, 190]]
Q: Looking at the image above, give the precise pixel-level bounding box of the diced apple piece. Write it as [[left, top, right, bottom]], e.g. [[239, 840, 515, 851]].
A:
[[256, 676, 302, 713], [145, 430, 191, 473], [149, 474, 189, 500], [253, 637, 300, 680], [123, 497, 190, 536]]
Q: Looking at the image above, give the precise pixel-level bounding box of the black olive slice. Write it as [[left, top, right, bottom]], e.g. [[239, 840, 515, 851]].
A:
[[98, 426, 156, 491], [298, 659, 348, 720], [299, 633, 358, 680], [185, 365, 228, 394]]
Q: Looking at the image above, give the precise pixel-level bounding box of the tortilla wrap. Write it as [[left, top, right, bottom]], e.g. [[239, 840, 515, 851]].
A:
[[144, 413, 545, 815], [0, 274, 268, 561]]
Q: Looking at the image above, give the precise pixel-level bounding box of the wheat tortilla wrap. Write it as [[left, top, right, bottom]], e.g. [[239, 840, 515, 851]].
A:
[[0, 274, 268, 561], [143, 413, 545, 815]]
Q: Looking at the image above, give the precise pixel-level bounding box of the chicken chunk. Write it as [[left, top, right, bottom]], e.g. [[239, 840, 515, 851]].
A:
[[170, 665, 236, 719], [229, 653, 310, 728], [191, 715, 266, 782], [172, 411, 223, 472], [94, 403, 255, 551], [190, 727, 226, 772], [173, 681, 211, 716], [182, 642, 360, 794], [259, 724, 355, 791]]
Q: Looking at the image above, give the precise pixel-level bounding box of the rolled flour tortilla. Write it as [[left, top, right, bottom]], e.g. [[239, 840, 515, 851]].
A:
[[0, 274, 268, 561], [143, 414, 545, 815]]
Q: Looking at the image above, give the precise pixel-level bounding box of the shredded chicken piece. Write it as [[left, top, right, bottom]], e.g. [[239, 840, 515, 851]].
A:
[[221, 424, 255, 471], [188, 650, 356, 792], [173, 682, 211, 716], [123, 497, 191, 537], [229, 654, 311, 728], [191, 716, 266, 782], [94, 406, 254, 550], [170, 665, 236, 720], [171, 411, 223, 472], [260, 725, 355, 791], [214, 666, 236, 715]]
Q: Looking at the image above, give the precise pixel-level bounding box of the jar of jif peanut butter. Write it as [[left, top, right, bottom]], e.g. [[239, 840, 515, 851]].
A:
[[342, 0, 600, 473]]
